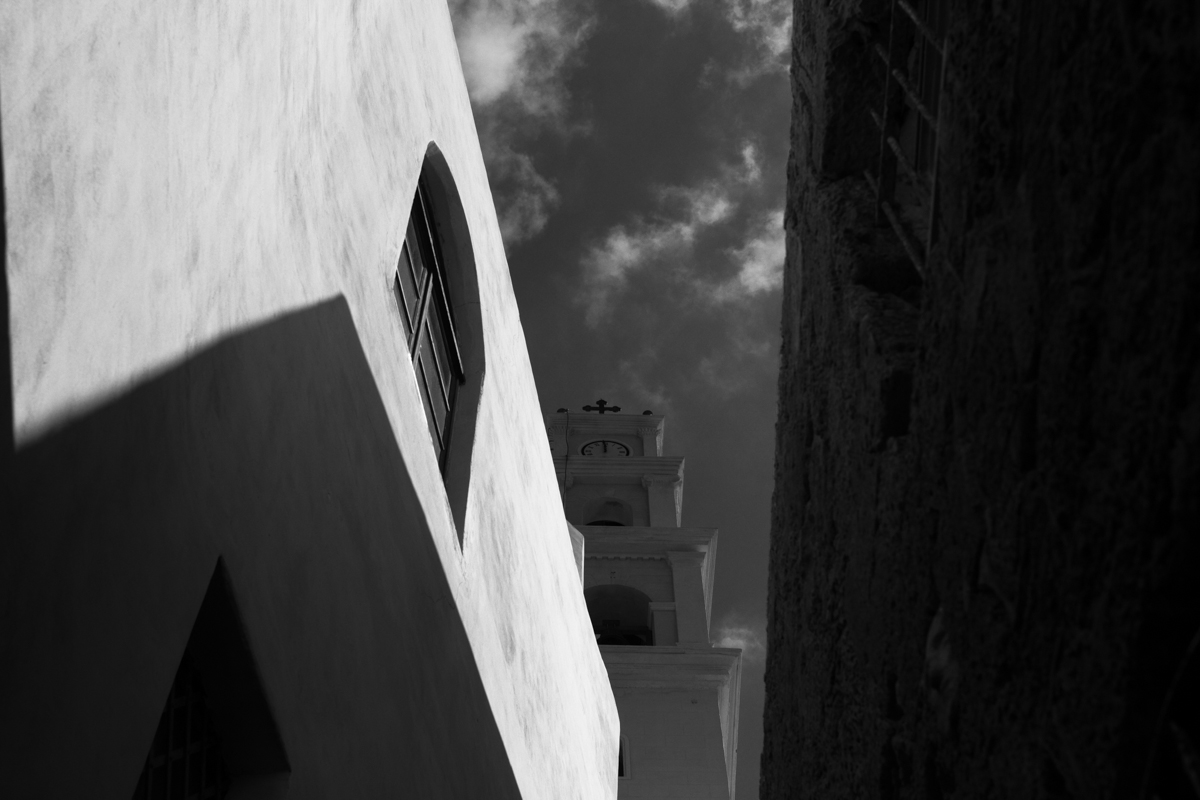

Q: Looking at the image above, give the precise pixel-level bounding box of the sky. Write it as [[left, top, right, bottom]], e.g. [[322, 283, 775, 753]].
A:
[[446, 0, 792, 796]]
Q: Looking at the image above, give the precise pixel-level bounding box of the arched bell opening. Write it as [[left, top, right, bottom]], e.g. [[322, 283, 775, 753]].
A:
[[586, 498, 632, 527], [584, 584, 653, 646]]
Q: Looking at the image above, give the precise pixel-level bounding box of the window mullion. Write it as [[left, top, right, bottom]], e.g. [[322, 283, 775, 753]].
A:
[[428, 273, 465, 382], [414, 183, 465, 382], [410, 271, 434, 360], [429, 335, 453, 413], [415, 353, 445, 453]]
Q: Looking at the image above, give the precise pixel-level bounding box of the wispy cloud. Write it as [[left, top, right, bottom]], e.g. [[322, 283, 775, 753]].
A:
[[708, 208, 785, 303], [713, 613, 767, 663], [739, 141, 763, 183], [478, 125, 562, 244], [724, 0, 791, 61], [451, 0, 593, 117], [578, 141, 778, 325], [637, 0, 789, 77], [449, 0, 595, 243], [644, 0, 694, 14], [577, 182, 734, 325]]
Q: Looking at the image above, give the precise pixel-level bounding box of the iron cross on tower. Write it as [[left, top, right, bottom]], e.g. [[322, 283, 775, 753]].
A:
[[582, 399, 621, 414]]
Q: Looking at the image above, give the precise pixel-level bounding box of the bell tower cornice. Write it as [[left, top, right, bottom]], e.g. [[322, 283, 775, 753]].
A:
[[551, 455, 683, 481], [545, 410, 665, 457]]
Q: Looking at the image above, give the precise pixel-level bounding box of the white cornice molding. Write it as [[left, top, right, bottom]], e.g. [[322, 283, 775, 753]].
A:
[[576, 526, 716, 555], [575, 526, 719, 613], [584, 553, 666, 561], [641, 474, 681, 489], [598, 646, 741, 690], [667, 550, 706, 566], [553, 455, 684, 485]]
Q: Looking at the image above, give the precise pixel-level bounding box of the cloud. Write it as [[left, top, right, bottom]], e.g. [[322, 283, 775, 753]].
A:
[[579, 220, 691, 326], [577, 141, 769, 325], [636, 0, 789, 78], [454, 9, 533, 105], [739, 141, 762, 183], [724, 0, 791, 59], [713, 614, 767, 663], [449, 0, 595, 243], [656, 180, 739, 226], [645, 0, 693, 14], [578, 180, 741, 326], [450, 0, 593, 117], [480, 133, 562, 244], [708, 208, 784, 303]]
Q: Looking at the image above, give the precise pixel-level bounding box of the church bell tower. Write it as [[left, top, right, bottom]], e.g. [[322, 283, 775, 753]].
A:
[[546, 401, 742, 799]]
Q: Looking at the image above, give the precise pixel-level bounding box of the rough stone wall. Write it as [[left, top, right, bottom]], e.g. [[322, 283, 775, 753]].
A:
[[763, 2, 1200, 799]]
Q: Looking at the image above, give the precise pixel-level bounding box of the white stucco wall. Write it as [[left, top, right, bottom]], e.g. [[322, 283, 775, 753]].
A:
[[616, 690, 732, 800], [1, 2, 617, 797]]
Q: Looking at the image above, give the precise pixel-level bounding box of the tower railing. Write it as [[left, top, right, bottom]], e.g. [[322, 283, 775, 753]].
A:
[[864, 0, 948, 277]]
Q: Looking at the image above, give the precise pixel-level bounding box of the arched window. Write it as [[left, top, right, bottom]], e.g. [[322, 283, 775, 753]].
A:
[[393, 146, 485, 544], [394, 174, 463, 470], [585, 585, 653, 646]]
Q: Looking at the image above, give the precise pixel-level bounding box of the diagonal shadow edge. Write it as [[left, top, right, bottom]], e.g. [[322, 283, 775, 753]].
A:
[[3, 295, 523, 799]]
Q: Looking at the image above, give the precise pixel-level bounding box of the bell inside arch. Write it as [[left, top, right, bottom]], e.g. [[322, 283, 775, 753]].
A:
[[587, 499, 631, 526]]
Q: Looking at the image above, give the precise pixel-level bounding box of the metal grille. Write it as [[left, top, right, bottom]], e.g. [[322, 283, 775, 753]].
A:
[[394, 177, 465, 472], [132, 655, 230, 800], [1140, 626, 1200, 799], [865, 0, 949, 276]]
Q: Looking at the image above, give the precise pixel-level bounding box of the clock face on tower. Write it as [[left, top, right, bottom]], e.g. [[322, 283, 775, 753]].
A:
[[581, 440, 630, 456]]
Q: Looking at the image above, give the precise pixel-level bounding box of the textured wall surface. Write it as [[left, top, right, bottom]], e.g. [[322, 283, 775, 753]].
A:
[[1, 2, 618, 797], [763, 1, 1200, 799], [616, 689, 733, 800], [4, 300, 530, 797]]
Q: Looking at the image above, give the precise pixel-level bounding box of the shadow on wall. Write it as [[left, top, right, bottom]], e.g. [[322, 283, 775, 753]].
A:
[[2, 296, 523, 799], [2, 118, 11, 474]]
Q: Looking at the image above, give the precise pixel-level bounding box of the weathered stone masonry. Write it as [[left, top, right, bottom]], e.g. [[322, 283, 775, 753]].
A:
[[763, 2, 1199, 798]]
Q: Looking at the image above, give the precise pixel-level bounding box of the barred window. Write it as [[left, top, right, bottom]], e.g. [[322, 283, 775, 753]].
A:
[[131, 654, 231, 800], [394, 177, 465, 471], [864, 0, 949, 275]]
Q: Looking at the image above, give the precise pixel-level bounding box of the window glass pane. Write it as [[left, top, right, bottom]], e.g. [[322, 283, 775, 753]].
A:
[[404, 218, 429, 287], [419, 323, 449, 436], [428, 305, 456, 397], [395, 245, 420, 337], [415, 353, 444, 458]]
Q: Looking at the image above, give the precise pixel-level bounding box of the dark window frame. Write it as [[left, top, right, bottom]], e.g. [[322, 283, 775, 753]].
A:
[[863, 0, 949, 276], [394, 177, 466, 472], [132, 652, 231, 800]]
